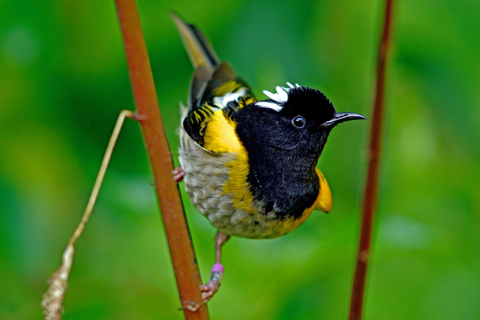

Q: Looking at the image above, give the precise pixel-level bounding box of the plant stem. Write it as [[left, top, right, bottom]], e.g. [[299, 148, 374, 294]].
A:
[[42, 110, 135, 320], [348, 0, 394, 319], [113, 0, 209, 318]]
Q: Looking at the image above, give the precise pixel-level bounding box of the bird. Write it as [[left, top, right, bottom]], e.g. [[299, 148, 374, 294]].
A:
[[171, 13, 365, 302]]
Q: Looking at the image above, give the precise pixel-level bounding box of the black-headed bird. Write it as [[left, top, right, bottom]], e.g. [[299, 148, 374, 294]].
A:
[[171, 13, 365, 302]]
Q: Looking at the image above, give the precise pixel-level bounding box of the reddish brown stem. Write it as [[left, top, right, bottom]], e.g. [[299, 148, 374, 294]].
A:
[[113, 1, 209, 318], [349, 0, 394, 319]]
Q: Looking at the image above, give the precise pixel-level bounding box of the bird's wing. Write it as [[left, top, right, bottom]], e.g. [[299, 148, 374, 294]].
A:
[[183, 76, 255, 154], [173, 12, 256, 153], [191, 62, 238, 110]]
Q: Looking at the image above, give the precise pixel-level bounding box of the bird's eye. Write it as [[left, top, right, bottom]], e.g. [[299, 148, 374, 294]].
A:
[[292, 116, 306, 128]]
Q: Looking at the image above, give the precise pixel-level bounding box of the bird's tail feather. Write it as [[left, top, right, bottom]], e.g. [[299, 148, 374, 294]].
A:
[[171, 12, 220, 73]]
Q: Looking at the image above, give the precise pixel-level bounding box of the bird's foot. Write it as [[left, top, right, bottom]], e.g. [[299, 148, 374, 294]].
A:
[[200, 280, 220, 302], [172, 166, 185, 183], [200, 263, 224, 302]]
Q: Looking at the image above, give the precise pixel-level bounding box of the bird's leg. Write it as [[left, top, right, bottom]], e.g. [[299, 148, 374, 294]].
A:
[[200, 231, 230, 302], [172, 166, 185, 183]]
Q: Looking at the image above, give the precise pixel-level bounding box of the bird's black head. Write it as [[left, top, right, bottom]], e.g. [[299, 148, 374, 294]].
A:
[[233, 83, 365, 218], [281, 85, 337, 127], [235, 83, 365, 158]]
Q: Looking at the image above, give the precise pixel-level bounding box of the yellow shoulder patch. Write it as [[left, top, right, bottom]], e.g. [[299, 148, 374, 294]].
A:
[[313, 168, 332, 213], [202, 109, 242, 153]]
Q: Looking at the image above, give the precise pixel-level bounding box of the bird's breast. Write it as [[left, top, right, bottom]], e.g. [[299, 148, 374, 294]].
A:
[[179, 131, 320, 238]]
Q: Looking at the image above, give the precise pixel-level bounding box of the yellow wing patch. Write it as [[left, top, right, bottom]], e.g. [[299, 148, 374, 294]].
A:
[[214, 81, 243, 96], [313, 167, 332, 213]]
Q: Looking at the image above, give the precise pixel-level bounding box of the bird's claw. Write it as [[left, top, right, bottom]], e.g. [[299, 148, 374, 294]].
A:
[[172, 166, 185, 183], [200, 279, 220, 303]]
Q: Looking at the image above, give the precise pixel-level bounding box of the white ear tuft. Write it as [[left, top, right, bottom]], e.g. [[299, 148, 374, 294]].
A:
[[275, 86, 288, 102], [260, 82, 304, 111], [256, 101, 283, 112], [263, 86, 289, 104], [262, 89, 276, 101]]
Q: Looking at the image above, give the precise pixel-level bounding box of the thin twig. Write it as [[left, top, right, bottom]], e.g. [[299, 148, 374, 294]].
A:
[[348, 1, 395, 319], [69, 110, 135, 245], [42, 110, 134, 320], [113, 0, 209, 319]]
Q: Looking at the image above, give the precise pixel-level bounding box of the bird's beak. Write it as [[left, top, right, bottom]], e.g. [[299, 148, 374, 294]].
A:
[[323, 112, 366, 127]]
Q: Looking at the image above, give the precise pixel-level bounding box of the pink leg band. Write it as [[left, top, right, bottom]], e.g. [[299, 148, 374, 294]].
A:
[[211, 263, 224, 274]]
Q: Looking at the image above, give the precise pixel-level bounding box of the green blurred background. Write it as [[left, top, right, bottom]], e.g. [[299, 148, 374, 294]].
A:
[[1, 0, 479, 319]]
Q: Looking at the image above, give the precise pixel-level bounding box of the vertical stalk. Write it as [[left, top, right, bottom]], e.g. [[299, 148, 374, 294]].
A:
[[348, 0, 394, 319], [113, 0, 209, 318]]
